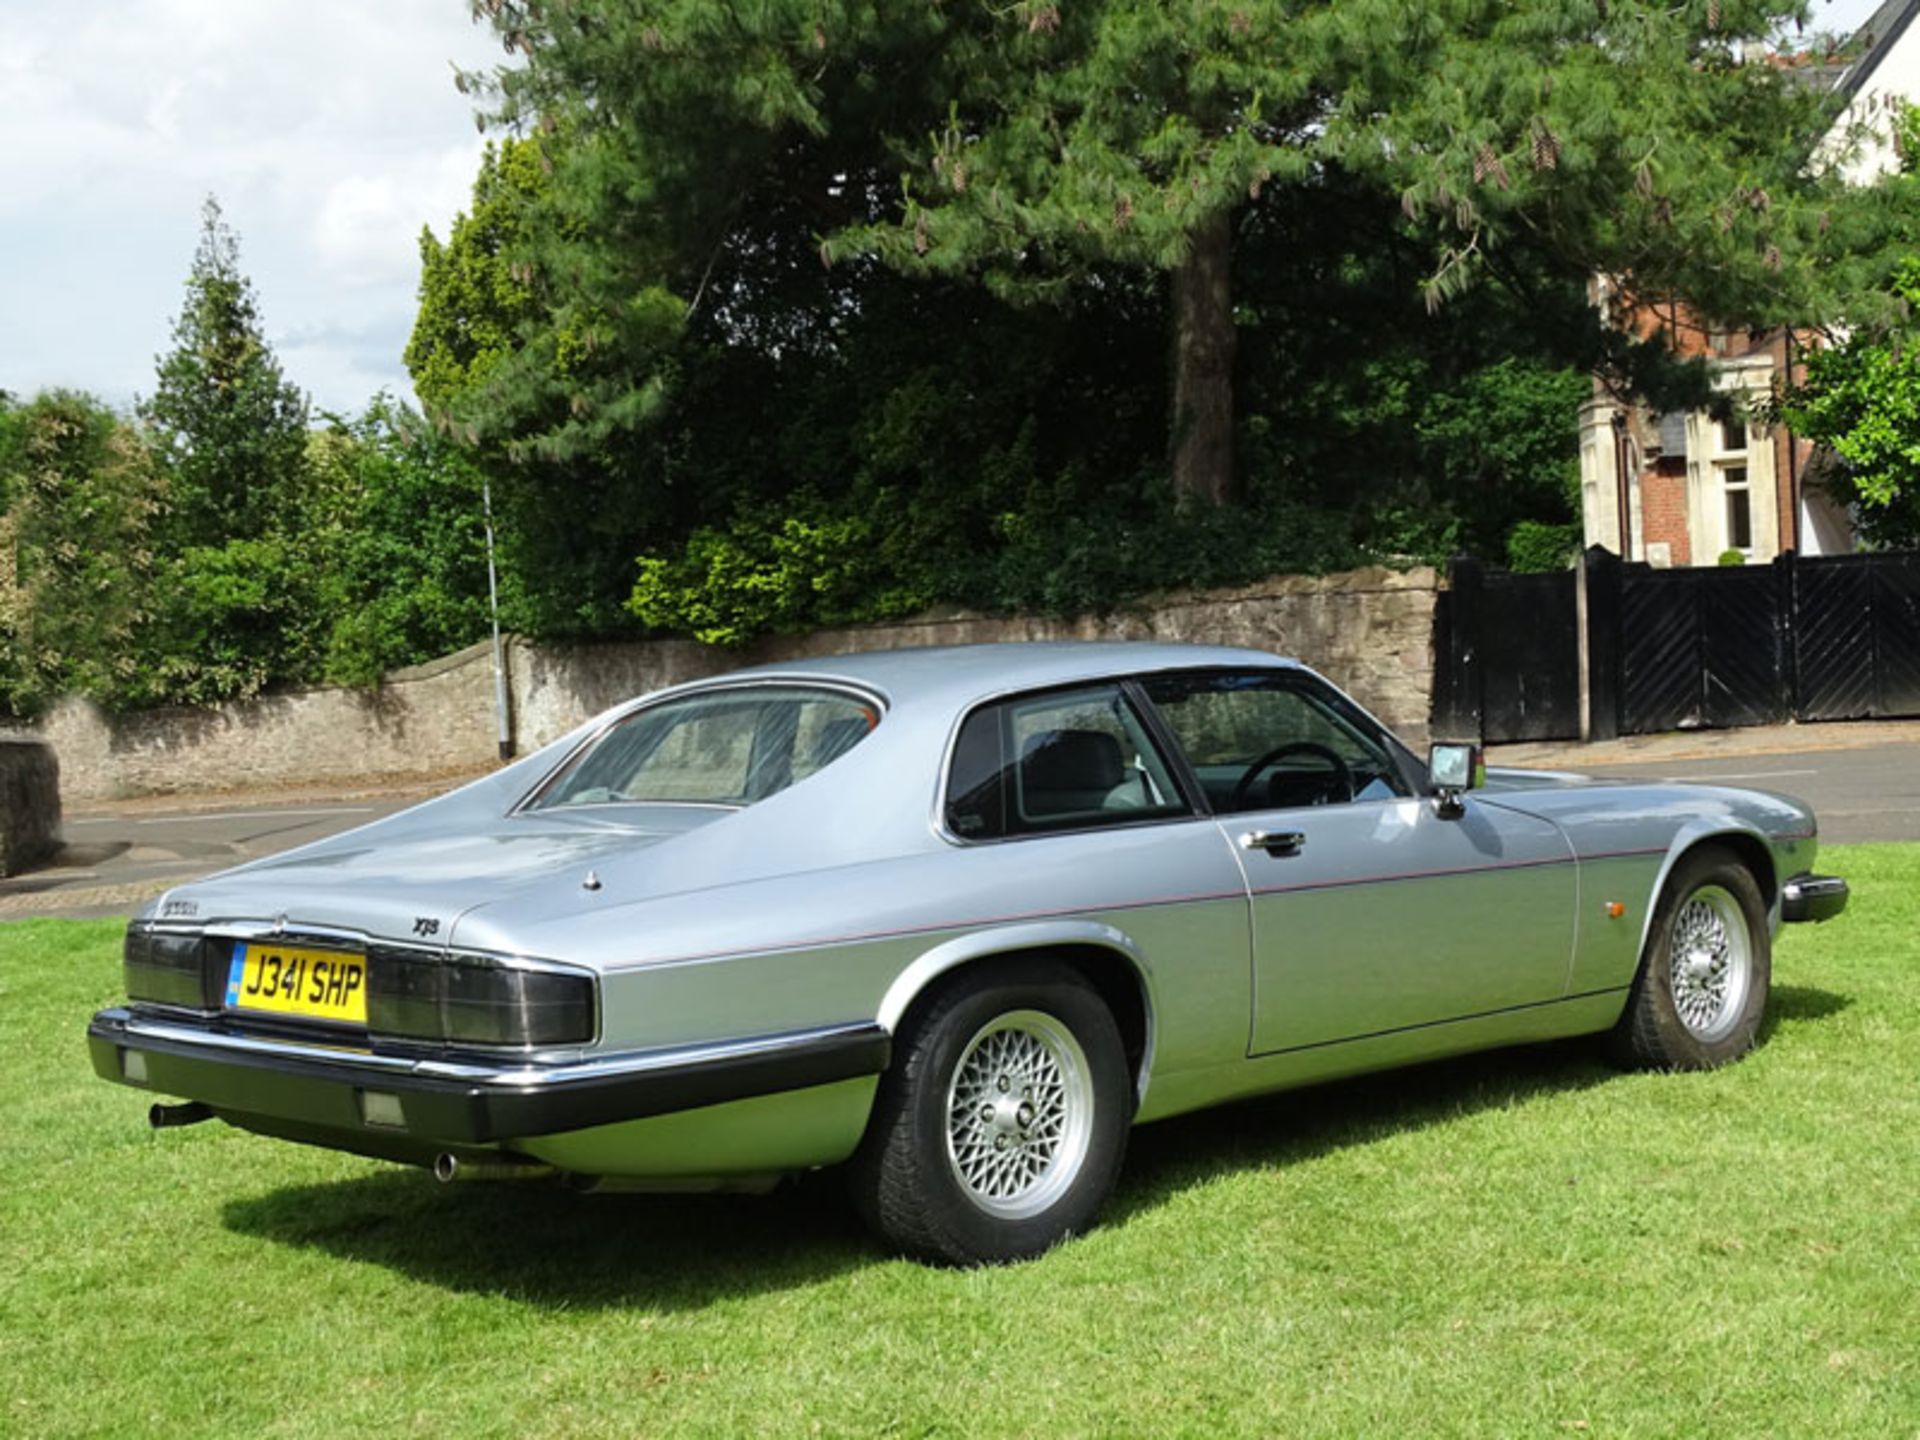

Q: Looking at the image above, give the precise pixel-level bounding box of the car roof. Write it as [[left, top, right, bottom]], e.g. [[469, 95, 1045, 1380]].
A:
[[698, 641, 1303, 708]]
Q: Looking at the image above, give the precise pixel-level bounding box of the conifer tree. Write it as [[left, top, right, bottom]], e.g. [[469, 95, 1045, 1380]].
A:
[[142, 196, 308, 542], [405, 139, 547, 419], [468, 2, 1898, 510]]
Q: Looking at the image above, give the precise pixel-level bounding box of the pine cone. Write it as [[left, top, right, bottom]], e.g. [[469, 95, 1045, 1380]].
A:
[[1531, 121, 1560, 171]]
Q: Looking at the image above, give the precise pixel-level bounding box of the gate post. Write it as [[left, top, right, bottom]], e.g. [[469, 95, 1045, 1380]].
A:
[[1583, 546, 1623, 742], [1435, 556, 1485, 741], [1774, 548, 1798, 722]]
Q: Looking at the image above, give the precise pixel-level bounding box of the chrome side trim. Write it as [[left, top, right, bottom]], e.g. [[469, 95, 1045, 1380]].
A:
[[105, 1013, 883, 1093]]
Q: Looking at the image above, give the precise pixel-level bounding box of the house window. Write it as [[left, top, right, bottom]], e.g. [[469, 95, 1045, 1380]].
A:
[[1713, 413, 1753, 556], [1723, 465, 1752, 551]]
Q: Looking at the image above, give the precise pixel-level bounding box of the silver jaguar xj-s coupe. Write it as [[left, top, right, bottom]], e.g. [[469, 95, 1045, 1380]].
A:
[[89, 642, 1848, 1263]]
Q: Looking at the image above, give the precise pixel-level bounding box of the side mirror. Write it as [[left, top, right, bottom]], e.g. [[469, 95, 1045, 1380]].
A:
[[1427, 742, 1483, 819]]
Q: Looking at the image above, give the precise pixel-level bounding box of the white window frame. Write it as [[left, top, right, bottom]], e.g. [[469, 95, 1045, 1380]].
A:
[[1713, 419, 1754, 559], [1683, 356, 1778, 564]]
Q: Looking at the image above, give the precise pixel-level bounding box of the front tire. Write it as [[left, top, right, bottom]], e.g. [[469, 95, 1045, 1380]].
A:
[[1610, 846, 1771, 1070], [849, 960, 1132, 1265]]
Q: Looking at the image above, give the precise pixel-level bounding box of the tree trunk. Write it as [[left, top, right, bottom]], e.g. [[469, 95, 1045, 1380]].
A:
[[1169, 209, 1236, 507]]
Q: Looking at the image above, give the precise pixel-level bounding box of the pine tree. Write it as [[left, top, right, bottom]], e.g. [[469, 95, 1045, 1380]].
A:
[[141, 196, 308, 543], [468, 1, 1891, 509]]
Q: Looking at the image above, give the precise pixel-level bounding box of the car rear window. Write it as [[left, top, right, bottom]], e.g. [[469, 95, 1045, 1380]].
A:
[[530, 685, 879, 810]]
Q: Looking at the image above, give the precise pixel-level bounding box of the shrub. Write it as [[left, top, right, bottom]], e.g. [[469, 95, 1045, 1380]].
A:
[[1506, 521, 1581, 573]]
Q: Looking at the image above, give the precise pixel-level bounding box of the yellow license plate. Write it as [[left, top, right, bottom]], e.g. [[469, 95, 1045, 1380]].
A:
[[225, 942, 368, 1025]]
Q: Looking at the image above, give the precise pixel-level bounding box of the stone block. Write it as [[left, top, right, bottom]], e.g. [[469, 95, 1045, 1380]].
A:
[[0, 737, 61, 875]]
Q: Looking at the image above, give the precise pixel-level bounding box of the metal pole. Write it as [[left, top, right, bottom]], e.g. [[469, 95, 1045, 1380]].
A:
[[482, 477, 513, 762], [1784, 330, 1803, 555], [1575, 547, 1591, 743]]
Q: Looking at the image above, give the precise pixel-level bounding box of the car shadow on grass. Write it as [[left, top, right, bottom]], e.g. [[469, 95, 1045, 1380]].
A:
[[1107, 1038, 1619, 1227], [1110, 983, 1851, 1226], [1760, 982, 1851, 1041], [222, 985, 1849, 1300], [222, 1168, 875, 1309]]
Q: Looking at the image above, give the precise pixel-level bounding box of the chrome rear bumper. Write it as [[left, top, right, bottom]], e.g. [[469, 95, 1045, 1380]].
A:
[[87, 1007, 890, 1147]]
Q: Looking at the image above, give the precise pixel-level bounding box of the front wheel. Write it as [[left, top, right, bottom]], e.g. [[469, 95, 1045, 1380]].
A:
[[849, 960, 1132, 1265], [1610, 846, 1771, 1070]]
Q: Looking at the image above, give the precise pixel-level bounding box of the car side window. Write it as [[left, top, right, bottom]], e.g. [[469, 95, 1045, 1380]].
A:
[[1140, 671, 1410, 814], [945, 684, 1188, 840]]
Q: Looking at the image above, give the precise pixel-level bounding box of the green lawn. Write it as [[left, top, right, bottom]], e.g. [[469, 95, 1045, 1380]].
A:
[[3, 846, 1915, 1438]]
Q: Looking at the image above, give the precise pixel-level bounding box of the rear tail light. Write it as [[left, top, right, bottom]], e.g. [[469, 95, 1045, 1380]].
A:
[[124, 924, 594, 1048], [123, 927, 217, 1009], [367, 952, 595, 1047]]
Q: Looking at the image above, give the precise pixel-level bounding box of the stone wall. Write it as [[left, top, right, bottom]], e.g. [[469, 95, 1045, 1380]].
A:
[[0, 737, 61, 874], [42, 566, 1439, 801], [42, 639, 508, 802]]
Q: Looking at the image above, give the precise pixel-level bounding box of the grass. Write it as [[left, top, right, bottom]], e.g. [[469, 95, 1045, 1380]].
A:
[[2, 845, 1916, 1439]]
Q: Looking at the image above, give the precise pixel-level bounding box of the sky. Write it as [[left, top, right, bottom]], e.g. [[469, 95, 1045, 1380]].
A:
[[0, 0, 499, 415], [0, 0, 1896, 418]]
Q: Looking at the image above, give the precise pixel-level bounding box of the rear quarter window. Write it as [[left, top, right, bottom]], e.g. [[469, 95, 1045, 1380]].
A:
[[945, 683, 1187, 840]]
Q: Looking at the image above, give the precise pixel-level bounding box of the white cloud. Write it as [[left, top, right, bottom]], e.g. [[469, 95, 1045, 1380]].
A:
[[0, 0, 502, 412], [313, 143, 485, 289]]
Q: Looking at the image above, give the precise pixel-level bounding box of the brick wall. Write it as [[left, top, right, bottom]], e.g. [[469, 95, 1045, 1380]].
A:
[[40, 566, 1441, 802], [1638, 463, 1693, 566]]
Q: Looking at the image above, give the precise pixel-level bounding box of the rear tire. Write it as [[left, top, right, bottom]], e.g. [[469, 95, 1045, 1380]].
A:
[[1609, 846, 1771, 1070], [849, 959, 1131, 1265]]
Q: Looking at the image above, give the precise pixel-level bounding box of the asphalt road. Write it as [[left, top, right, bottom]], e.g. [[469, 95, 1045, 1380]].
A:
[[1, 796, 421, 921], [1571, 740, 1920, 846], [4, 735, 1913, 921]]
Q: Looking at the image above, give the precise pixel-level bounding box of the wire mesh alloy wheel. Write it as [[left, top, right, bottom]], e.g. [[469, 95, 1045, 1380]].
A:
[[1667, 884, 1754, 1044], [944, 1010, 1095, 1220]]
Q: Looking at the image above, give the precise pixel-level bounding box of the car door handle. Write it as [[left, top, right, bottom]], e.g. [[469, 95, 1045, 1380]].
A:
[[1240, 829, 1306, 857]]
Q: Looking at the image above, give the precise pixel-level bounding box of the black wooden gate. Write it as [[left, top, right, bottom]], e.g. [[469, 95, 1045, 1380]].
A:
[[1435, 548, 1920, 743], [1794, 552, 1920, 720], [1433, 558, 1582, 742], [1615, 562, 1787, 733]]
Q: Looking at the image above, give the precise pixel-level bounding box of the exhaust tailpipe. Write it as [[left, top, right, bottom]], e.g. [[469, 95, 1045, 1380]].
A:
[[431, 1152, 557, 1185], [148, 1101, 214, 1129]]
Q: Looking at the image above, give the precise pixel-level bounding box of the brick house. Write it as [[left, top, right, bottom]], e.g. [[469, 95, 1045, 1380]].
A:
[[1576, 0, 1919, 567]]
